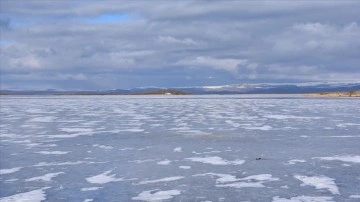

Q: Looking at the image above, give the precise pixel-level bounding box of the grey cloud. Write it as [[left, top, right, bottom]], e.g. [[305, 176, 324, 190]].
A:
[[1, 1, 359, 90]]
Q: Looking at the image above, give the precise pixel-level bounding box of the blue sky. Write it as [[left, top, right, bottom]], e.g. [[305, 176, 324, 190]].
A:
[[91, 13, 129, 23], [0, 1, 360, 90]]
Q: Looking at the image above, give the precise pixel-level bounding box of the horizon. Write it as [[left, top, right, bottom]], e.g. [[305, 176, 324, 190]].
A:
[[1, 1, 360, 90], [1, 81, 359, 92]]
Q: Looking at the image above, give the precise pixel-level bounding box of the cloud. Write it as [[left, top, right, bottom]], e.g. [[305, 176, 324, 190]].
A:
[[157, 36, 199, 46], [177, 56, 245, 74], [1, 1, 359, 90]]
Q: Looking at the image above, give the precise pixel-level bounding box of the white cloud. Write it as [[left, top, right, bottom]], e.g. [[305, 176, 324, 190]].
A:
[[273, 22, 360, 54], [157, 36, 199, 45], [9, 56, 42, 69], [177, 56, 248, 74]]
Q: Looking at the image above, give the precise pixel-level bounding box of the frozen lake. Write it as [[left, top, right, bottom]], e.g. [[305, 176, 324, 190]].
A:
[[0, 95, 359, 202]]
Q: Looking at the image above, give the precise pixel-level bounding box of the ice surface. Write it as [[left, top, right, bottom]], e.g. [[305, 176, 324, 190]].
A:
[[194, 173, 239, 183], [28, 116, 55, 122], [80, 187, 103, 191], [186, 156, 245, 165], [0, 167, 22, 175], [35, 151, 69, 155], [132, 189, 181, 201], [241, 174, 280, 181], [34, 161, 85, 167], [313, 155, 360, 163], [294, 175, 340, 195], [61, 128, 93, 133], [137, 176, 184, 185], [243, 125, 273, 131], [25, 172, 64, 182], [130, 159, 158, 163], [195, 173, 279, 189], [86, 170, 124, 184], [92, 144, 113, 149], [1, 95, 359, 201], [173, 147, 182, 152], [157, 160, 171, 165], [272, 196, 334, 202], [287, 159, 306, 165], [0, 188, 48, 202], [264, 114, 323, 120]]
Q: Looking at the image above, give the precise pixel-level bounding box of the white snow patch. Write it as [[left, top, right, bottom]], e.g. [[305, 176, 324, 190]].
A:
[[81, 187, 103, 191], [36, 151, 69, 155], [194, 173, 238, 183], [336, 123, 360, 128], [132, 190, 181, 201], [25, 172, 64, 182], [39, 132, 93, 138], [61, 128, 93, 133], [313, 155, 360, 163], [83, 199, 93, 202], [137, 146, 153, 151], [130, 159, 158, 163], [287, 159, 306, 165], [294, 175, 340, 195], [118, 128, 144, 132], [195, 173, 279, 189], [44, 144, 57, 147], [217, 181, 266, 188], [28, 116, 55, 122], [119, 147, 135, 151], [0, 167, 22, 175], [217, 174, 279, 188], [173, 147, 182, 152], [157, 160, 171, 165], [34, 161, 85, 167], [86, 170, 124, 184], [179, 166, 191, 170], [92, 144, 113, 149], [272, 196, 334, 202], [350, 195, 360, 198], [137, 176, 184, 185], [244, 125, 273, 131], [5, 179, 18, 182], [0, 188, 48, 202], [186, 156, 245, 165], [264, 115, 322, 120], [241, 174, 280, 181]]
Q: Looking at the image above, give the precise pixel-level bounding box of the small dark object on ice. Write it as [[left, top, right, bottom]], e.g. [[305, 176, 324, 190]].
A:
[[256, 157, 262, 160]]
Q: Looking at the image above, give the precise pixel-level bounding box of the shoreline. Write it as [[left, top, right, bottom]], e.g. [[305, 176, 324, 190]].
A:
[[304, 91, 360, 97]]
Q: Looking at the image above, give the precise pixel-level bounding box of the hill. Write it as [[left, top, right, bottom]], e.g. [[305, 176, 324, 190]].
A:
[[132, 89, 193, 95]]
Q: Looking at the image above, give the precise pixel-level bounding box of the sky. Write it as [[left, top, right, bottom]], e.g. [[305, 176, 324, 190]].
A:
[[0, 0, 360, 90]]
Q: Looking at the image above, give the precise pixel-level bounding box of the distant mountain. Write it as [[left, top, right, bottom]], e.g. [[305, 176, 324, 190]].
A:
[[181, 83, 360, 94], [1, 83, 359, 95], [132, 89, 193, 95]]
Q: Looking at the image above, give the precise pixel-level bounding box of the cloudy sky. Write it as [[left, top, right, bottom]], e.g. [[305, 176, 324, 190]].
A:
[[1, 1, 359, 90]]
